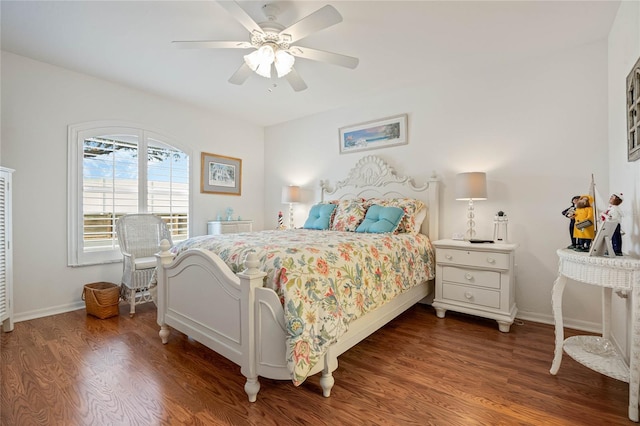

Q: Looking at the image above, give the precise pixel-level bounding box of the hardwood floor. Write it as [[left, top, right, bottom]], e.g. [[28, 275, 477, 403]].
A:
[[1, 302, 631, 425]]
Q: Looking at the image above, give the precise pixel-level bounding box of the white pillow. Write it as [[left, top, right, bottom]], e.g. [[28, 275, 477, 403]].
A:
[[413, 206, 427, 234]]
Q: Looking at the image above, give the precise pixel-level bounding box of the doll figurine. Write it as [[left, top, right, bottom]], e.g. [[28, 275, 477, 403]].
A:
[[562, 195, 580, 249], [600, 192, 624, 256], [573, 194, 595, 251]]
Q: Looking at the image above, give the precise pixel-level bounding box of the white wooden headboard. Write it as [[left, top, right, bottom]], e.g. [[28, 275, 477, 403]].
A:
[[320, 155, 440, 239]]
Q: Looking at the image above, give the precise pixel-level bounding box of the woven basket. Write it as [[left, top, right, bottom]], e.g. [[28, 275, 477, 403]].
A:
[[82, 282, 120, 319]]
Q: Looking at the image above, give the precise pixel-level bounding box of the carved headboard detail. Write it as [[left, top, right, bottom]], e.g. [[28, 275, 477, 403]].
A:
[[319, 155, 440, 239]]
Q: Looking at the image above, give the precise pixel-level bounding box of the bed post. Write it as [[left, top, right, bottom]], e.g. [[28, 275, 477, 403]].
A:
[[427, 172, 440, 240], [155, 239, 174, 344], [237, 253, 267, 402], [320, 350, 338, 397]]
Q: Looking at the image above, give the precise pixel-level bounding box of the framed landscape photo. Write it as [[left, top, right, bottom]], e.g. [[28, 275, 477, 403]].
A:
[[201, 152, 242, 195], [339, 114, 408, 154]]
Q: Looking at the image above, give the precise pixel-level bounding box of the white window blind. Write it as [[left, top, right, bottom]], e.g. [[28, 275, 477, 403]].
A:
[[68, 123, 190, 266]]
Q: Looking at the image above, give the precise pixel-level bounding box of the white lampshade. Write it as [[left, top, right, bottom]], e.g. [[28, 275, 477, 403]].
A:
[[281, 185, 301, 204], [244, 45, 295, 79], [244, 45, 275, 78], [274, 50, 295, 77], [455, 172, 487, 200]]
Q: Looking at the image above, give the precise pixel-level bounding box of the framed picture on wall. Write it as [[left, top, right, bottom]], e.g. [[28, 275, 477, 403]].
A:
[[339, 114, 408, 154], [627, 56, 640, 162], [200, 152, 242, 195]]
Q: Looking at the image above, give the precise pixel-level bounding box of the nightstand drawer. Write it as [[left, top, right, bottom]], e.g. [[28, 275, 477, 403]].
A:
[[436, 248, 509, 270], [441, 266, 501, 289], [442, 283, 500, 309]]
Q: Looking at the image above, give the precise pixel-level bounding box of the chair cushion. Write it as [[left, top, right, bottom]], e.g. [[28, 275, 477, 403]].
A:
[[134, 256, 157, 270]]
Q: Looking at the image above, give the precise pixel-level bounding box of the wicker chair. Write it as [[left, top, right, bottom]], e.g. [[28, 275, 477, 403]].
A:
[[116, 214, 172, 316]]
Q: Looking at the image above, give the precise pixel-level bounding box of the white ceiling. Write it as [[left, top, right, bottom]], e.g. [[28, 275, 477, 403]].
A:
[[1, 1, 620, 127]]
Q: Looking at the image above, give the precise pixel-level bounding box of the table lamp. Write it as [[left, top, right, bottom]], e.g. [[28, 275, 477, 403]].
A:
[[455, 172, 487, 239], [281, 185, 301, 229]]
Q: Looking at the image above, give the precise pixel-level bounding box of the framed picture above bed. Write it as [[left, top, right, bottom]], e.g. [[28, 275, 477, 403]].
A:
[[200, 152, 242, 195], [339, 114, 408, 154]]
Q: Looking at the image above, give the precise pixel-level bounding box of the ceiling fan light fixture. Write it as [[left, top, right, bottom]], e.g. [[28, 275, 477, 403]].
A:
[[255, 61, 272, 78], [274, 50, 295, 77], [244, 45, 275, 77], [174, 2, 358, 90]]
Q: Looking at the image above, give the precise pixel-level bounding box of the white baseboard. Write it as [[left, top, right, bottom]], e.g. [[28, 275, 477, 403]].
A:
[[516, 310, 601, 334], [14, 301, 86, 323], [13, 302, 603, 336]]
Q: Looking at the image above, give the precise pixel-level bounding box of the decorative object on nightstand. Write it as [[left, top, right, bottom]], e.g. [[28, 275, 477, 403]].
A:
[[493, 211, 508, 242], [277, 211, 285, 230], [282, 185, 301, 229], [431, 239, 518, 332], [455, 172, 487, 240], [225, 207, 234, 221]]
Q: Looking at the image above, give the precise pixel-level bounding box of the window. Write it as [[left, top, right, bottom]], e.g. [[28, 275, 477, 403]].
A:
[[68, 122, 190, 266]]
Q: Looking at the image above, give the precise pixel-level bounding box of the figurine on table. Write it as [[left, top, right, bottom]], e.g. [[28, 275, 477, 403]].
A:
[[562, 195, 580, 249], [277, 211, 286, 230], [600, 192, 624, 256], [573, 194, 595, 252]]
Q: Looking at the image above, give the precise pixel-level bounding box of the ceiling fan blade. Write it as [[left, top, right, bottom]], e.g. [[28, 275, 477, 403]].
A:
[[172, 41, 252, 49], [285, 68, 308, 92], [290, 46, 359, 69], [228, 63, 253, 85], [280, 5, 342, 43], [217, 0, 263, 34]]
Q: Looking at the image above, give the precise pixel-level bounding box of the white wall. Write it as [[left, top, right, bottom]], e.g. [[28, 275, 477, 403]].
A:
[[607, 1, 640, 359], [0, 52, 265, 320], [265, 40, 611, 330], [2, 12, 634, 331]]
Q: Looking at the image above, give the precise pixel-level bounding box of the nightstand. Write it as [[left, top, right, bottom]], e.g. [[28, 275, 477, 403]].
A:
[[431, 239, 518, 332], [207, 220, 253, 235]]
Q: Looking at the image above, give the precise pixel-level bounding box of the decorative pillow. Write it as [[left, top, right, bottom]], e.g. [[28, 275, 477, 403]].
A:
[[330, 199, 367, 232], [413, 205, 428, 234], [355, 205, 404, 233], [303, 204, 337, 230], [365, 198, 426, 234]]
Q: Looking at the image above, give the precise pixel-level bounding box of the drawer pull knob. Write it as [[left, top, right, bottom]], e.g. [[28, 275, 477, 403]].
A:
[[464, 291, 473, 300], [487, 257, 496, 264], [445, 254, 453, 260], [465, 273, 473, 280]]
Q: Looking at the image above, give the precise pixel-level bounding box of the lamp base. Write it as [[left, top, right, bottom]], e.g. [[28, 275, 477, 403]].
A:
[[465, 199, 476, 240], [289, 203, 295, 229]]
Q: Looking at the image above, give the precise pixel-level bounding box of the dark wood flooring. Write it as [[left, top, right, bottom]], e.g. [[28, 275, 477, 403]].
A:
[[1, 302, 632, 425]]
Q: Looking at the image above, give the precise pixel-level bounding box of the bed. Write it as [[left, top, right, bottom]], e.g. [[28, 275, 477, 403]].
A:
[[155, 155, 440, 401]]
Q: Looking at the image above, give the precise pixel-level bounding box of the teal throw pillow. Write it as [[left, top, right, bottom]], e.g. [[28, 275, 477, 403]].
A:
[[303, 204, 337, 230], [356, 205, 404, 233]]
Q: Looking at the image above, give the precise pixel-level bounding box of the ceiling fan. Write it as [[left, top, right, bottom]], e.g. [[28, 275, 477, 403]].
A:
[[172, 1, 359, 92]]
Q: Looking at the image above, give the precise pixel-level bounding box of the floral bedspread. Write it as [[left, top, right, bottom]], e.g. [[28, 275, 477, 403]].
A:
[[172, 229, 435, 385]]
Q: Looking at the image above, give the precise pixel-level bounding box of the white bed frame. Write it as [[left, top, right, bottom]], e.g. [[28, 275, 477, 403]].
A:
[[155, 155, 440, 401]]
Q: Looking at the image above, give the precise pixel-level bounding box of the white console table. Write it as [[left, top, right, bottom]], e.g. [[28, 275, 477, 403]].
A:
[[550, 248, 640, 422], [207, 220, 253, 235]]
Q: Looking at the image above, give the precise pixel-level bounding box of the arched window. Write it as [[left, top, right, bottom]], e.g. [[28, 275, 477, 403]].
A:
[[68, 122, 190, 266]]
